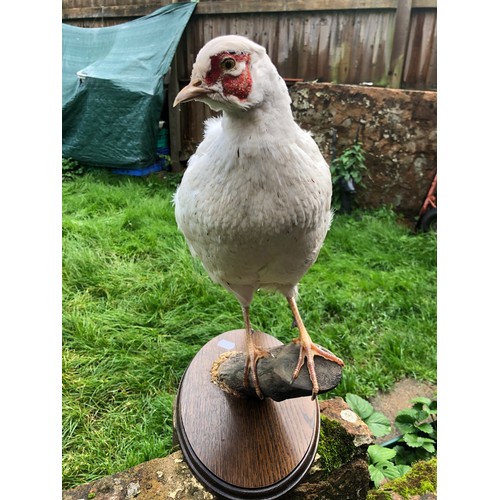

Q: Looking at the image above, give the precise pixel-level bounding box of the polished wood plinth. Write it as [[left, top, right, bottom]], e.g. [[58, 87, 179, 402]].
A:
[[175, 330, 320, 499]]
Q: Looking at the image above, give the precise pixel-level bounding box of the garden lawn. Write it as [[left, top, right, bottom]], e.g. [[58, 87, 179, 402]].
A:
[[62, 169, 436, 489]]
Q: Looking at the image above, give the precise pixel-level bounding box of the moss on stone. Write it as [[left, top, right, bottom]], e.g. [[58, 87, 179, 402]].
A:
[[367, 458, 437, 499], [366, 492, 393, 500], [317, 415, 357, 477]]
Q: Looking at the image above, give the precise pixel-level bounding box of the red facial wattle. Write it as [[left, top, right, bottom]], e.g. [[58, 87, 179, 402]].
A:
[[204, 52, 252, 101]]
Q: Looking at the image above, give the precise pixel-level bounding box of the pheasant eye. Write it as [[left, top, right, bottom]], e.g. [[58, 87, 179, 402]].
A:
[[221, 58, 236, 71]]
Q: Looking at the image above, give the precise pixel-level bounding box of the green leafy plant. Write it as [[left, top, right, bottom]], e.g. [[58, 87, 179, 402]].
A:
[[330, 141, 367, 186], [392, 397, 437, 466], [368, 444, 411, 488], [345, 393, 391, 437], [330, 141, 367, 209], [347, 394, 437, 489]]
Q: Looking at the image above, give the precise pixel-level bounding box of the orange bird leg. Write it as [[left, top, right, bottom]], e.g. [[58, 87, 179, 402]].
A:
[[287, 296, 344, 399], [242, 305, 269, 399]]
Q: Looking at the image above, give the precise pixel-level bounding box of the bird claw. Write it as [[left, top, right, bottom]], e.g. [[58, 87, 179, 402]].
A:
[[243, 346, 270, 399], [290, 340, 344, 398]]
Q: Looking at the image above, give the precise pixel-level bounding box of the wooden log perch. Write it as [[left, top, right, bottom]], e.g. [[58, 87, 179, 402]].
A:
[[211, 342, 343, 401]]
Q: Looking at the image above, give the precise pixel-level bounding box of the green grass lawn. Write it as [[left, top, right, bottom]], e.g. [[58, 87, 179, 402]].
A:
[[62, 169, 436, 489]]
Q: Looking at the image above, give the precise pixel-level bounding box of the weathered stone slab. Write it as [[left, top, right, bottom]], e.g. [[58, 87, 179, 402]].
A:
[[211, 342, 343, 401], [62, 451, 213, 500]]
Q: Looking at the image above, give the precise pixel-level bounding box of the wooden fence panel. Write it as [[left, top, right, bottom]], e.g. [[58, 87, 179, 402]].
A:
[[403, 8, 437, 89], [177, 11, 399, 85], [62, 0, 437, 163], [63, 0, 437, 90]]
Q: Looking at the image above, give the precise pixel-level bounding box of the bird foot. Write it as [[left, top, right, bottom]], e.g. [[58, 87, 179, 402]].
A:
[[291, 338, 344, 399], [243, 346, 271, 399]]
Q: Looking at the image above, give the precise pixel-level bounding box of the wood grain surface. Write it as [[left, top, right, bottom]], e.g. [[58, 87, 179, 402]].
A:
[[176, 329, 319, 498]]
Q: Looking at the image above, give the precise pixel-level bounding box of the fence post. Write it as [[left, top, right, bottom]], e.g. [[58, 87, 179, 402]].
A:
[[167, 53, 183, 172], [388, 0, 412, 88]]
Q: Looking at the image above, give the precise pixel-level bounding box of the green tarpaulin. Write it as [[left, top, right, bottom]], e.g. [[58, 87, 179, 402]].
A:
[[62, 2, 196, 169]]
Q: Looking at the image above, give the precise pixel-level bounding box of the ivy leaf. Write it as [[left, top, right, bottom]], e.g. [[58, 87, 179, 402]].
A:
[[346, 393, 374, 420]]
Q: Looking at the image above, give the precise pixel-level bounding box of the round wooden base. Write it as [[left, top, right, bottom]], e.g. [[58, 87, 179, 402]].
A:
[[175, 330, 320, 500]]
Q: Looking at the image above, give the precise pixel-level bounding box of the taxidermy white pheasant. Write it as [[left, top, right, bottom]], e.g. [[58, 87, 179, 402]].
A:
[[173, 35, 343, 399]]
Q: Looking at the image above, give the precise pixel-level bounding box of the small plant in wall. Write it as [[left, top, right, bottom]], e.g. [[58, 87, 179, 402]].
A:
[[346, 393, 437, 488], [330, 141, 367, 212], [331, 141, 367, 186]]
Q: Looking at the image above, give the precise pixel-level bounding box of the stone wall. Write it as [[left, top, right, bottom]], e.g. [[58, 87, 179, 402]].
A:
[[63, 398, 373, 499], [290, 83, 437, 217]]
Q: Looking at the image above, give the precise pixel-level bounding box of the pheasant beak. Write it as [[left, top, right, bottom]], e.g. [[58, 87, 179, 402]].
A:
[[173, 79, 212, 107]]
